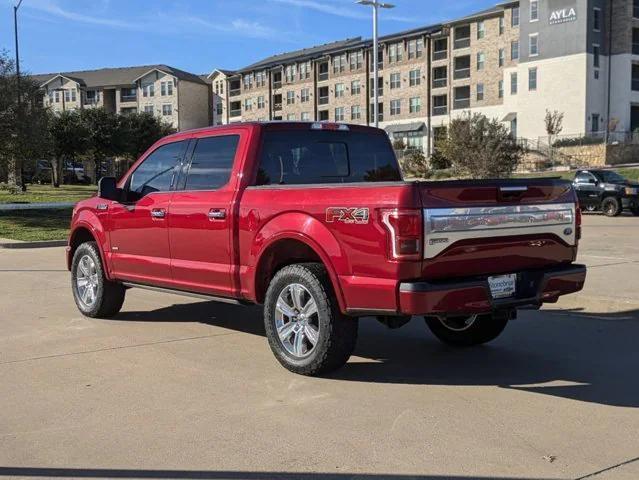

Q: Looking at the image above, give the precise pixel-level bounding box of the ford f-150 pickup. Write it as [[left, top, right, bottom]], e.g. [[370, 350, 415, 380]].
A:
[[67, 122, 586, 375]]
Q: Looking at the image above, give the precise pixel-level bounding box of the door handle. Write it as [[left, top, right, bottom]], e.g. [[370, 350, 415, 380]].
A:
[[208, 208, 226, 220], [151, 208, 166, 219]]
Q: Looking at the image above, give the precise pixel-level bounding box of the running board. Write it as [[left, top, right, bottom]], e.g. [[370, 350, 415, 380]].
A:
[[121, 282, 243, 305]]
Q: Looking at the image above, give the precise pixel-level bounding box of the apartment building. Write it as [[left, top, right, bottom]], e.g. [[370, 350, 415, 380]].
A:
[[215, 0, 639, 154], [34, 64, 210, 131], [207, 69, 234, 125]]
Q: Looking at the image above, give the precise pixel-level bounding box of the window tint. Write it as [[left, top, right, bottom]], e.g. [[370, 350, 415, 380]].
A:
[[255, 130, 401, 185], [575, 172, 595, 183], [129, 141, 185, 198], [184, 135, 239, 190]]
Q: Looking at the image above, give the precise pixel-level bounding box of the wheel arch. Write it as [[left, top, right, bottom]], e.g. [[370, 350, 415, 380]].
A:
[[68, 215, 112, 279]]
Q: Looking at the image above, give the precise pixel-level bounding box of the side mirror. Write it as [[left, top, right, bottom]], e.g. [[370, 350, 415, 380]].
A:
[[97, 176, 121, 201]]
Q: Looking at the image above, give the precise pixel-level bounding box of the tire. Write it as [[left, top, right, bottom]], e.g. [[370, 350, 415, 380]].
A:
[[71, 241, 125, 318], [264, 263, 358, 376], [601, 196, 621, 217], [424, 313, 508, 347]]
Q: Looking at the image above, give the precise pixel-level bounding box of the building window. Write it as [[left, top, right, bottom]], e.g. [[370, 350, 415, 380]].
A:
[[511, 40, 520, 60], [300, 88, 310, 103], [433, 38, 448, 60], [409, 69, 421, 86], [256, 71, 266, 87], [635, 0, 639, 19], [64, 90, 70, 102], [257, 96, 265, 109], [299, 61, 310, 80], [351, 80, 361, 95], [632, 64, 639, 91], [408, 38, 423, 59], [390, 72, 401, 89], [498, 80, 504, 98], [477, 52, 485, 70], [162, 104, 172, 116], [409, 97, 421, 113], [351, 105, 361, 120], [161, 81, 173, 96], [512, 6, 520, 26], [477, 83, 484, 101], [144, 105, 154, 114], [634, 28, 639, 55], [529, 34, 539, 56], [432, 95, 447, 115], [285, 65, 296, 83], [593, 44, 600, 68], [432, 66, 447, 88], [333, 54, 346, 73], [350, 51, 363, 70], [286, 90, 295, 105], [389, 42, 403, 63], [143, 84, 154, 97], [499, 16, 505, 35], [591, 113, 600, 132], [301, 112, 310, 121], [510, 72, 518, 95], [71, 89, 77, 102], [335, 83, 345, 98], [286, 113, 295, 121], [528, 67, 538, 91], [335, 107, 345, 122], [406, 131, 423, 150], [54, 91, 60, 103], [530, 0, 539, 21], [390, 99, 401, 115], [499, 48, 505, 67], [453, 86, 471, 109], [477, 21, 485, 39], [318, 110, 329, 121], [593, 8, 601, 32], [243, 73, 254, 89]]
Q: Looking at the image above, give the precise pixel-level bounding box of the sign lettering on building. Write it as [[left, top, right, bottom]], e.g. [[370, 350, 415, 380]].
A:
[[549, 7, 577, 24]]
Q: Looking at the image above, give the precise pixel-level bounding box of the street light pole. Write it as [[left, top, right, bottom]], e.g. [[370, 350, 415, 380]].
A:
[[14, 0, 24, 105], [356, 0, 394, 128]]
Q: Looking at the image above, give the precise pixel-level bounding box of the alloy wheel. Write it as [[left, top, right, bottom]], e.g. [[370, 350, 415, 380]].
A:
[[76, 254, 99, 309], [274, 283, 320, 358]]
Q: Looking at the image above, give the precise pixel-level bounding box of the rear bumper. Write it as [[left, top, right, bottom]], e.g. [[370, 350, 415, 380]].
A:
[[622, 196, 639, 210], [398, 264, 586, 316]]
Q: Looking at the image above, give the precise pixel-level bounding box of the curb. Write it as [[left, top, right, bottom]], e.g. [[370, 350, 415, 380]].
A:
[[0, 240, 67, 249]]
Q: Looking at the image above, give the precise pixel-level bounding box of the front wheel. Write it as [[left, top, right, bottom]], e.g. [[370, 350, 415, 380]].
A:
[[71, 241, 125, 318], [264, 263, 358, 376], [601, 197, 621, 217], [424, 313, 508, 347]]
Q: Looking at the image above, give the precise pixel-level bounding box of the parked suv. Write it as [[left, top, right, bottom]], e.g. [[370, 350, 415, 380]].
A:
[[68, 122, 586, 375], [573, 169, 639, 216]]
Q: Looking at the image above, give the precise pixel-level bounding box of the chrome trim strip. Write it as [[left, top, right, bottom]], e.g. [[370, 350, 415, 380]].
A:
[[423, 203, 576, 259]]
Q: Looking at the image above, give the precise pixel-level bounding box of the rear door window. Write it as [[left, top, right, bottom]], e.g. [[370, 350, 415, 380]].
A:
[[255, 129, 401, 185], [184, 135, 240, 190]]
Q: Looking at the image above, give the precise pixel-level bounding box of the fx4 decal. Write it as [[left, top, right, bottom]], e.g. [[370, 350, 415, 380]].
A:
[[325, 207, 370, 224]]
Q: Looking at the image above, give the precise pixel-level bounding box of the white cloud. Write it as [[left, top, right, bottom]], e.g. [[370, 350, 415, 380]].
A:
[[25, 0, 141, 29], [269, 0, 417, 23]]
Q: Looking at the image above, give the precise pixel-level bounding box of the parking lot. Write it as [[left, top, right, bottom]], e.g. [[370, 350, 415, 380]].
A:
[[1, 214, 638, 480]]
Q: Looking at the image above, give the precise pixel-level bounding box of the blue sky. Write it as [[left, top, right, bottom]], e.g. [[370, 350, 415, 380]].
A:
[[1, 0, 497, 75]]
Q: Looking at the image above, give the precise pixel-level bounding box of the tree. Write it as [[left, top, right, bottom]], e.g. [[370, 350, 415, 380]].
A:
[[119, 112, 175, 161], [47, 110, 89, 187], [439, 112, 523, 179], [544, 109, 564, 137], [399, 149, 429, 178], [80, 108, 123, 183]]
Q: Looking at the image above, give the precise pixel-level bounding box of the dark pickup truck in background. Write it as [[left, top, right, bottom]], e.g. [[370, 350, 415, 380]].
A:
[[67, 122, 587, 376], [573, 169, 639, 217]]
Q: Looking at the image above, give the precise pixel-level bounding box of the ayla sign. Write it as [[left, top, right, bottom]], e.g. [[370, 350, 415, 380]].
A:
[[549, 7, 577, 24]]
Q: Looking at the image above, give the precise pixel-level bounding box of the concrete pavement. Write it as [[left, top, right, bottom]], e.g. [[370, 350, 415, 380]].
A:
[[1, 214, 638, 480]]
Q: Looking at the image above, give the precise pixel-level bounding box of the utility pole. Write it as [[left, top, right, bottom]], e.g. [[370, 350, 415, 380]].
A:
[[14, 0, 23, 106], [356, 0, 394, 128]]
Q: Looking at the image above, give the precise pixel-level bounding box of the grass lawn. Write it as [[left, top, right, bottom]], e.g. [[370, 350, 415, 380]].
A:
[[0, 208, 72, 241], [0, 184, 96, 204]]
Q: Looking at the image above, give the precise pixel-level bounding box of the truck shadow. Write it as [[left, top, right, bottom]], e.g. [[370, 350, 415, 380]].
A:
[[114, 303, 639, 408]]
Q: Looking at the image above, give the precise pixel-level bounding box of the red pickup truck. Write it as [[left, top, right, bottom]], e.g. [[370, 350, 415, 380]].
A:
[[67, 122, 586, 375]]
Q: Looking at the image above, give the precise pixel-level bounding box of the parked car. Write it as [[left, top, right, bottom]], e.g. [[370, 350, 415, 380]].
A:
[[573, 169, 639, 216], [67, 122, 586, 375]]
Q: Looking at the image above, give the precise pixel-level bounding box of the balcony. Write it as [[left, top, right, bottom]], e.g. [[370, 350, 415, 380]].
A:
[[454, 37, 470, 49], [230, 109, 242, 118], [318, 96, 329, 105], [453, 68, 470, 80], [432, 105, 447, 116], [432, 77, 447, 88], [433, 50, 447, 61], [453, 98, 470, 109], [273, 102, 282, 111], [229, 88, 241, 97], [318, 72, 329, 82], [632, 78, 639, 91], [120, 94, 136, 103], [454, 26, 471, 50]]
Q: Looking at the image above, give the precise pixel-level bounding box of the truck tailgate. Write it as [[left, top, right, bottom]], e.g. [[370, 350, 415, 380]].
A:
[[417, 179, 578, 280]]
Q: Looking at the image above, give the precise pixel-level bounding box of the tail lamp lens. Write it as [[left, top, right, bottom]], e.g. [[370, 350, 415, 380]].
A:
[[380, 209, 422, 260]]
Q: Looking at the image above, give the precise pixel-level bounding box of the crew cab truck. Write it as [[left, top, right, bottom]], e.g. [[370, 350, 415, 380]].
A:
[[68, 122, 586, 376], [573, 169, 639, 217]]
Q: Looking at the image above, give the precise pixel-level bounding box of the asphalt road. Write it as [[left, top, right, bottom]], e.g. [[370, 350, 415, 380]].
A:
[[1, 214, 638, 480]]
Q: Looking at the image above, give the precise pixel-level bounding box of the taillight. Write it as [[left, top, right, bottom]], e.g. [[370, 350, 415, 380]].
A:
[[380, 209, 422, 261], [575, 203, 582, 240]]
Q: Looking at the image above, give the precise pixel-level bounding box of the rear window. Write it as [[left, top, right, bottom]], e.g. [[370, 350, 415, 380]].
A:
[[255, 130, 401, 185]]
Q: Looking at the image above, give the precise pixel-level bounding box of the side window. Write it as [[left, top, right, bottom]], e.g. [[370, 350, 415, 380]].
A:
[[575, 172, 594, 183], [128, 141, 185, 199], [184, 135, 240, 190]]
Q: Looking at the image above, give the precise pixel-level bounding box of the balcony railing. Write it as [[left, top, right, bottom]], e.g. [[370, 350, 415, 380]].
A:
[[318, 96, 329, 105], [633, 42, 639, 55], [229, 88, 241, 97], [273, 102, 282, 111], [453, 98, 470, 109], [453, 68, 471, 80], [432, 78, 447, 88], [454, 37, 471, 49], [120, 94, 136, 102], [230, 109, 242, 117], [432, 50, 447, 61], [432, 105, 447, 116], [632, 78, 639, 91], [318, 72, 329, 82]]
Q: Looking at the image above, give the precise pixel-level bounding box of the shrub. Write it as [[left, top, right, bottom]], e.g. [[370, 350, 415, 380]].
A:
[[399, 149, 429, 179], [429, 150, 451, 170], [553, 136, 604, 148]]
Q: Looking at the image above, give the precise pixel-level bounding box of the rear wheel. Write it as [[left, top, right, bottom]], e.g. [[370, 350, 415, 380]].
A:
[[631, 206, 639, 216], [601, 197, 621, 217], [71, 241, 125, 318], [424, 313, 508, 347], [264, 263, 358, 376]]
